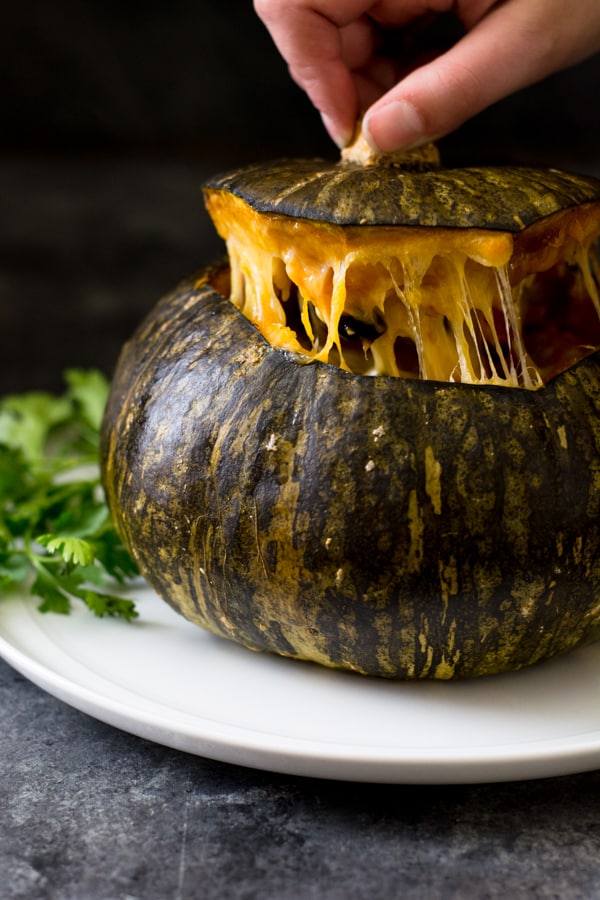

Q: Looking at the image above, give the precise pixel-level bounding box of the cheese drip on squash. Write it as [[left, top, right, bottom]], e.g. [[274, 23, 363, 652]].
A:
[[205, 191, 600, 389]]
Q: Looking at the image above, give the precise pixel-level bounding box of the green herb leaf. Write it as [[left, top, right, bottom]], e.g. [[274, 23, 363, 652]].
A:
[[78, 588, 138, 622], [36, 534, 96, 568], [31, 567, 72, 615], [63, 367, 110, 432], [0, 370, 139, 621], [0, 553, 30, 589], [0, 392, 72, 462]]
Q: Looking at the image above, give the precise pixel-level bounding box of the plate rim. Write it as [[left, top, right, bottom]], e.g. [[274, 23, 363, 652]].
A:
[[2, 587, 600, 784]]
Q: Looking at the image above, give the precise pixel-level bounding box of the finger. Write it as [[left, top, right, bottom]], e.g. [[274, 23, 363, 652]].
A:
[[254, 1, 374, 145], [363, 0, 600, 152], [288, 56, 359, 147], [353, 62, 400, 113], [366, 0, 495, 30], [367, 0, 452, 28], [352, 53, 403, 108], [338, 17, 379, 71], [328, 23, 399, 132]]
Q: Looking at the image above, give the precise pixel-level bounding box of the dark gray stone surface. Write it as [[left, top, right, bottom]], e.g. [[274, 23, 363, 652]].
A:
[[3, 654, 600, 900], [3, 153, 600, 898]]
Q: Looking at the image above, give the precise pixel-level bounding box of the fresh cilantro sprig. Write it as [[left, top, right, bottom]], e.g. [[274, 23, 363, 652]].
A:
[[0, 369, 139, 620]]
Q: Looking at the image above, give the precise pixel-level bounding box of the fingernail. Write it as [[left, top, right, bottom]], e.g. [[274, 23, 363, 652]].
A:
[[363, 101, 426, 153], [321, 113, 352, 150]]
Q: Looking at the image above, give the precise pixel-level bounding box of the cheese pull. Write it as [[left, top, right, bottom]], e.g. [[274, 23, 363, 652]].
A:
[[205, 189, 600, 390]]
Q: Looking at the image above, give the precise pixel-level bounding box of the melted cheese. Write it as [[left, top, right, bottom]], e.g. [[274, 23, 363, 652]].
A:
[[204, 190, 600, 389]]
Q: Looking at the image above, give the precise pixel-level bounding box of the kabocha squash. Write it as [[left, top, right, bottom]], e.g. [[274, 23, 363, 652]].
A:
[[101, 141, 600, 679], [204, 139, 600, 388]]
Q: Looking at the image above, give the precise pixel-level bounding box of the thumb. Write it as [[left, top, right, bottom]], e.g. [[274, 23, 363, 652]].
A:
[[362, 2, 589, 152]]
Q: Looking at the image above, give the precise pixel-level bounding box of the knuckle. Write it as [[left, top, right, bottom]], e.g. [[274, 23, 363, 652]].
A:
[[254, 0, 298, 23]]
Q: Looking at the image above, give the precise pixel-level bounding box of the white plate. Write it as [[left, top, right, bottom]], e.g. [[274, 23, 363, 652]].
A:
[[1, 583, 600, 783]]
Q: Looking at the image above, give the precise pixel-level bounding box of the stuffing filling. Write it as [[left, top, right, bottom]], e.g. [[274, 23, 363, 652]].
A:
[[205, 190, 600, 389]]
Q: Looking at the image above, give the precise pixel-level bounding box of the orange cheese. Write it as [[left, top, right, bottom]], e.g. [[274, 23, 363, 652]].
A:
[[205, 191, 600, 389]]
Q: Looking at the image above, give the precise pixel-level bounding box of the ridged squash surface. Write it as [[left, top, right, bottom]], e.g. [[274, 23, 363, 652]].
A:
[[101, 268, 600, 679]]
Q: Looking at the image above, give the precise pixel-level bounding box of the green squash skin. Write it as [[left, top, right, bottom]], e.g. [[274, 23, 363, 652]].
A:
[[101, 269, 600, 679], [204, 160, 600, 229]]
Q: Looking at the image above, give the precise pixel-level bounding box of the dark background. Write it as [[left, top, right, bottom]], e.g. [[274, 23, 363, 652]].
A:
[[3, 0, 600, 164], [2, 0, 600, 395], [3, 6, 600, 897]]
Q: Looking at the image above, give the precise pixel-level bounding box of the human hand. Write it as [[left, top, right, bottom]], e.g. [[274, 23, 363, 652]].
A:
[[254, 0, 600, 151]]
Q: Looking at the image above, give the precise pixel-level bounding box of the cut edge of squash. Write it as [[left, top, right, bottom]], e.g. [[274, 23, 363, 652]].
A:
[[204, 190, 600, 390]]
